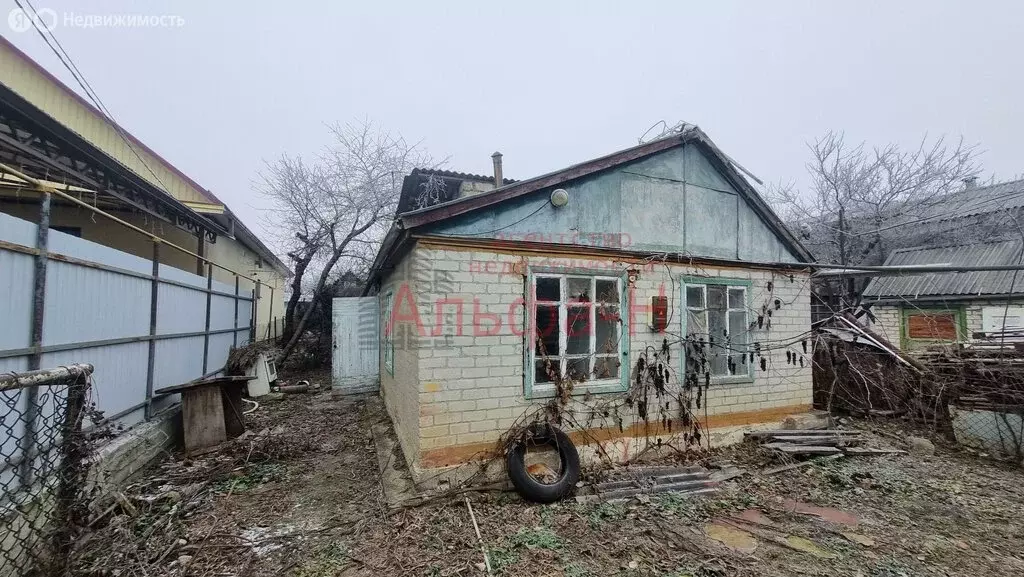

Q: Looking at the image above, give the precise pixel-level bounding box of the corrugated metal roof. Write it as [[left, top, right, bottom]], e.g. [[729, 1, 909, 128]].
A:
[[912, 178, 1024, 223], [863, 239, 1024, 298], [410, 167, 517, 184]]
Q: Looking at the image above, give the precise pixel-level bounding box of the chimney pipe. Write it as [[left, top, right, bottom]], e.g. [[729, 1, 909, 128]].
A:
[[491, 151, 503, 188], [963, 176, 979, 190]]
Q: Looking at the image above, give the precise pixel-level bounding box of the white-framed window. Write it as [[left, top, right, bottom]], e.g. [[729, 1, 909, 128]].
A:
[[382, 290, 394, 374], [531, 274, 622, 391], [684, 282, 749, 379]]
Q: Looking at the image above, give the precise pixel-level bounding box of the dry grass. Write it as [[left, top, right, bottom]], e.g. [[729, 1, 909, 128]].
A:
[[71, 372, 1024, 577]]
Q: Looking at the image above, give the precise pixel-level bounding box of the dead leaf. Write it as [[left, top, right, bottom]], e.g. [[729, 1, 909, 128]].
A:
[[841, 532, 875, 547], [705, 522, 759, 554]]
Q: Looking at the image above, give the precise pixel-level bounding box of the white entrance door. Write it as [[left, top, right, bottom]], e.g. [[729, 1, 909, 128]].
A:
[[332, 297, 379, 394]]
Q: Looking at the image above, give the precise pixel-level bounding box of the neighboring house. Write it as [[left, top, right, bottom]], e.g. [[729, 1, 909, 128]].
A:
[[365, 127, 817, 480], [802, 176, 1024, 268], [0, 36, 288, 334], [803, 177, 1024, 321], [0, 37, 292, 433], [863, 239, 1024, 350]]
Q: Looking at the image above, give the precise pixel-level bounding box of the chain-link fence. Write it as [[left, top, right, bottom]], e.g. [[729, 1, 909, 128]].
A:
[[0, 364, 93, 577], [921, 345, 1024, 461]]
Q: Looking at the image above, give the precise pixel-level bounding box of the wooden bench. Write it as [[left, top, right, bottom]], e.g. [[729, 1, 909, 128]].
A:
[[155, 375, 255, 452]]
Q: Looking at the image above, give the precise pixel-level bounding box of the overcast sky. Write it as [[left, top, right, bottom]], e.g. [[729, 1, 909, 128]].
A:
[[6, 1, 1023, 252]]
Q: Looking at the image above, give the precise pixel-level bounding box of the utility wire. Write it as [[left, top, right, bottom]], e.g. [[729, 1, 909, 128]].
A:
[[16, 0, 174, 196]]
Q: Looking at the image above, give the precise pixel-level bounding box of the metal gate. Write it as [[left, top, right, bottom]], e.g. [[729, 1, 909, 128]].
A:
[[332, 297, 379, 394]]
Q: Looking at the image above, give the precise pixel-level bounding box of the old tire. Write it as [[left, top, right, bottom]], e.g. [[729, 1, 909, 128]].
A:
[[506, 424, 580, 503]]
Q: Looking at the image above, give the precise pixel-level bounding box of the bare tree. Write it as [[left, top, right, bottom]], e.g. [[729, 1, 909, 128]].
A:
[[262, 120, 434, 365], [767, 131, 980, 303], [256, 155, 329, 342]]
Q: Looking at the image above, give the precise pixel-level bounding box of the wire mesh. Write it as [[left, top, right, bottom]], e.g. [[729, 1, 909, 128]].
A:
[[0, 365, 93, 577]]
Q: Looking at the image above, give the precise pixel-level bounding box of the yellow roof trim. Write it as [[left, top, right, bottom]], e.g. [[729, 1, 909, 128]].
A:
[[182, 201, 226, 214]]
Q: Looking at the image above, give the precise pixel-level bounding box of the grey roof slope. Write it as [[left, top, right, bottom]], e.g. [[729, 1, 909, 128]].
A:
[[863, 239, 1024, 299], [395, 168, 517, 215], [900, 178, 1024, 225]]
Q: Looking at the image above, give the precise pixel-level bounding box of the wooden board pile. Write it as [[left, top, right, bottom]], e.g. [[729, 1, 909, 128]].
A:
[[744, 429, 902, 457], [917, 346, 1024, 412], [575, 464, 741, 503]]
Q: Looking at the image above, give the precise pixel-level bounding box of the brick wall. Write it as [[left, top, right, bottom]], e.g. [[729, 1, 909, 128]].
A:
[[867, 305, 902, 347], [385, 241, 814, 473], [378, 252, 422, 468], [869, 301, 1005, 351]]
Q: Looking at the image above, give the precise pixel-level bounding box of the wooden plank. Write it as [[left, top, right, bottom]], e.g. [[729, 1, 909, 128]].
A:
[[767, 444, 843, 455], [576, 481, 717, 503], [154, 375, 254, 396], [769, 436, 863, 445], [907, 312, 958, 340], [763, 454, 844, 475], [746, 429, 860, 438], [842, 447, 906, 455], [183, 386, 227, 452]]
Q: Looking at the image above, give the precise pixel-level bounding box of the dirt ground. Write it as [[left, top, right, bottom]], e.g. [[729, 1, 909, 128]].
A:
[[72, 370, 1024, 577]]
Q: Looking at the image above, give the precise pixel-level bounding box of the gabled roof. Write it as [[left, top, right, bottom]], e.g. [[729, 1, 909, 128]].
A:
[[366, 127, 814, 292], [399, 134, 688, 228], [863, 239, 1024, 299]]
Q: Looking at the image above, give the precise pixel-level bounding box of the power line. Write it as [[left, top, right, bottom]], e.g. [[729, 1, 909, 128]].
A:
[[15, 0, 174, 196]]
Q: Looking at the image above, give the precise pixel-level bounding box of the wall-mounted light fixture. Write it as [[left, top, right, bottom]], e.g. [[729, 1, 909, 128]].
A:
[[550, 188, 569, 207]]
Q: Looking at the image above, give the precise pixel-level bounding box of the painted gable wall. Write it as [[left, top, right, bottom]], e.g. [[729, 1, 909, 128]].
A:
[[423, 144, 801, 263]]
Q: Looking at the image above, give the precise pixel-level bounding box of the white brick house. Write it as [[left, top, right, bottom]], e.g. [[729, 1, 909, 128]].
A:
[[365, 128, 817, 478], [863, 240, 1024, 350]]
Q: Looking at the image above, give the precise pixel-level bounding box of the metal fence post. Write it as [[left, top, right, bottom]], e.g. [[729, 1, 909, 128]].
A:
[[250, 287, 257, 343], [202, 262, 213, 374], [145, 241, 160, 419], [20, 192, 50, 486], [233, 275, 240, 348], [50, 370, 88, 575]]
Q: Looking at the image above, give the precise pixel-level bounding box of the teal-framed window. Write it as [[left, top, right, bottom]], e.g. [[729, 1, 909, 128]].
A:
[[681, 276, 754, 385], [382, 290, 394, 375], [900, 307, 965, 349], [524, 267, 630, 399]]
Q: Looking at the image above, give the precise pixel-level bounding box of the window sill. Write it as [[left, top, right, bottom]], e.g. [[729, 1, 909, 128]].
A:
[[527, 379, 627, 400], [708, 375, 755, 387]]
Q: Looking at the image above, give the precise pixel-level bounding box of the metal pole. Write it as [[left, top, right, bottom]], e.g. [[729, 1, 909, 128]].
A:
[[0, 364, 94, 391], [0, 162, 274, 300], [250, 288, 256, 343], [251, 280, 259, 343], [51, 368, 89, 574], [28, 192, 50, 370], [145, 241, 160, 419], [233, 275, 240, 348], [20, 192, 50, 486], [202, 263, 213, 374], [268, 284, 275, 342]]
